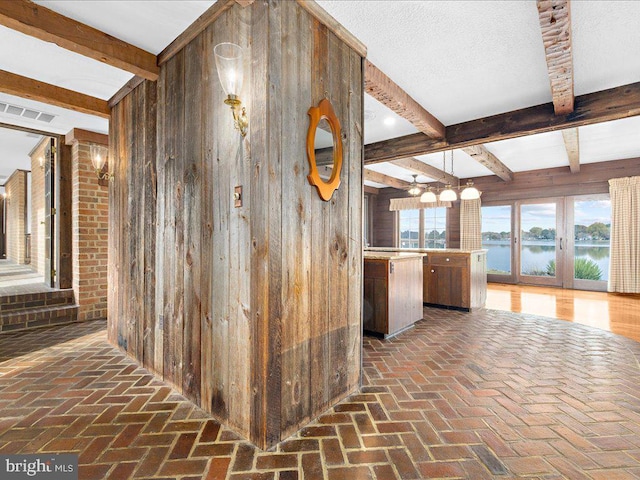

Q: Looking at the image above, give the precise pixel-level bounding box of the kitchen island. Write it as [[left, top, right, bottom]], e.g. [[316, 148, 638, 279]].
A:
[[363, 251, 425, 338], [366, 248, 487, 311]]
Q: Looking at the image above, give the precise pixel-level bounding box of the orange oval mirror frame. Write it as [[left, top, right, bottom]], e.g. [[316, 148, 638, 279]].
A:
[[306, 98, 343, 201]]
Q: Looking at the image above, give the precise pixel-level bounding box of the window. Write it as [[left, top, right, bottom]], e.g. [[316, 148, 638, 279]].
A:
[[481, 205, 512, 275], [424, 207, 446, 248], [399, 209, 420, 248], [398, 208, 446, 249], [573, 195, 610, 285]]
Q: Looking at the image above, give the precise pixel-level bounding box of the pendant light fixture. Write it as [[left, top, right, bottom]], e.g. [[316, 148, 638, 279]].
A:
[[460, 179, 481, 200], [407, 174, 422, 196], [439, 150, 457, 202], [420, 186, 437, 203]]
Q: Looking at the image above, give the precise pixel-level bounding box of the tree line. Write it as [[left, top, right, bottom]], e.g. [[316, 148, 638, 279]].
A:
[[482, 222, 610, 242]]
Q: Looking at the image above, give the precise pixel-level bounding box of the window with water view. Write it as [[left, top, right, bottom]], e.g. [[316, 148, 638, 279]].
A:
[[399, 208, 447, 249], [481, 196, 611, 284], [399, 209, 420, 248], [573, 197, 610, 282], [481, 205, 511, 274]]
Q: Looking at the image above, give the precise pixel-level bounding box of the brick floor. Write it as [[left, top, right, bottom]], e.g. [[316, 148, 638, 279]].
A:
[[1, 307, 640, 478]]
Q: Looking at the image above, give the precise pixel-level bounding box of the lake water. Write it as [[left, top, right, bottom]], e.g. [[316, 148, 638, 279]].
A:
[[482, 241, 610, 281]]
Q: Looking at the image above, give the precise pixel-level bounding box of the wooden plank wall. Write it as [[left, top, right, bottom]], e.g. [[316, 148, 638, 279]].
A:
[[369, 189, 397, 247], [370, 158, 640, 248], [108, 80, 157, 366], [108, 0, 363, 450], [250, 0, 363, 447], [474, 157, 640, 202]]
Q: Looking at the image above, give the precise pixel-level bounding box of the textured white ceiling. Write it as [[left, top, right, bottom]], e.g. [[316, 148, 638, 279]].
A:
[[0, 0, 638, 191], [579, 117, 640, 164], [319, 0, 552, 125], [572, 1, 640, 95]]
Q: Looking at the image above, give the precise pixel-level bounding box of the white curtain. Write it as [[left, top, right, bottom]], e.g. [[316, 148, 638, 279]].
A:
[[389, 197, 451, 211], [608, 176, 640, 293], [460, 198, 482, 250]]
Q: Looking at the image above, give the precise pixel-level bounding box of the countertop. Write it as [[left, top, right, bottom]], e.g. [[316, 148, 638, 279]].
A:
[[365, 247, 487, 255], [364, 251, 426, 261]]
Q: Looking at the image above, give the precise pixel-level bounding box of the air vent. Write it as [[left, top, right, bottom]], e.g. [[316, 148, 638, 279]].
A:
[[6, 105, 23, 115], [37, 113, 55, 123], [0, 102, 56, 123], [23, 109, 39, 119]]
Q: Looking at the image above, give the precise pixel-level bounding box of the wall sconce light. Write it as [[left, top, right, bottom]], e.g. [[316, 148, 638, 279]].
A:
[[214, 42, 248, 137], [38, 155, 45, 171], [90, 144, 112, 181]]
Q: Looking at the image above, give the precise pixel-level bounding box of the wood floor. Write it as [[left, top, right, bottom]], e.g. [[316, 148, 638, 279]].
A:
[[487, 282, 640, 343]]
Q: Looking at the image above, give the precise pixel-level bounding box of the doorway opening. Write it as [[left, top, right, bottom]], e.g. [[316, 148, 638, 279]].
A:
[[0, 124, 69, 295]]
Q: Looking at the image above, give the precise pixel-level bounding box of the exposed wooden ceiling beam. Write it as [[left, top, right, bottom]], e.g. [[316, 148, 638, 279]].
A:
[[562, 128, 580, 173], [364, 60, 445, 139], [365, 81, 640, 164], [462, 145, 513, 182], [537, 0, 574, 115], [0, 0, 158, 81], [364, 185, 380, 195], [235, 0, 255, 6], [391, 157, 458, 186], [0, 69, 110, 118], [364, 169, 411, 190], [365, 134, 445, 165]]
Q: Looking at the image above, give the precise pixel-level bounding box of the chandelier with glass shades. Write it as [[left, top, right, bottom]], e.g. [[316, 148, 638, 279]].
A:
[[405, 150, 480, 202]]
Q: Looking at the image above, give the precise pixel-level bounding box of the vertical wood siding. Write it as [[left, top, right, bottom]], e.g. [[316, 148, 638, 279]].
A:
[[109, 0, 363, 450]]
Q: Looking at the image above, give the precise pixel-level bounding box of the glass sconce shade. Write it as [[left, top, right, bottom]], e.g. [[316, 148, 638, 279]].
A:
[[420, 189, 437, 203], [90, 144, 108, 172], [439, 186, 457, 202], [214, 42, 244, 97]]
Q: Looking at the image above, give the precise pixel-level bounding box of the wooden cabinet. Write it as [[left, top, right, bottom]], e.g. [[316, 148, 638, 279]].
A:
[[363, 253, 424, 338], [423, 251, 487, 310]]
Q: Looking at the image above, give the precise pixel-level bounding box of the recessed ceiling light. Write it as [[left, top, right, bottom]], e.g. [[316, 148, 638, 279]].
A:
[[384, 116, 396, 126]]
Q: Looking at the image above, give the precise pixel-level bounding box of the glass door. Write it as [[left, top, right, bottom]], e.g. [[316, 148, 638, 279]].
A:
[[482, 204, 514, 283], [569, 194, 610, 291], [483, 196, 609, 292], [518, 199, 565, 287]]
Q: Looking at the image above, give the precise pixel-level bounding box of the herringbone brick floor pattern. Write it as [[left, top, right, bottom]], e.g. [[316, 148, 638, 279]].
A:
[[2, 308, 640, 479]]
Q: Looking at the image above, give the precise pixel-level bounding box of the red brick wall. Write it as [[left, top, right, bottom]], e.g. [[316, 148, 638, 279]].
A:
[[5, 170, 27, 264], [70, 139, 109, 321]]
